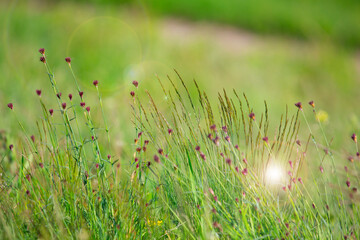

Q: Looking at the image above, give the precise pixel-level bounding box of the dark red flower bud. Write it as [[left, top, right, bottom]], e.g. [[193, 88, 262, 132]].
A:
[[93, 80, 99, 86], [86, 106, 90, 112], [39, 48, 45, 54], [65, 57, 71, 63], [57, 92, 62, 99], [168, 128, 173, 135], [222, 126, 227, 132], [136, 147, 141, 153], [144, 140, 149, 145], [346, 180, 351, 188], [68, 94, 73, 101], [96, 163, 99, 169], [298, 177, 303, 184], [243, 158, 248, 164], [351, 133, 357, 143], [132, 80, 138, 87], [210, 124, 216, 131], [158, 149, 163, 155], [296, 140, 301, 146], [107, 155, 111, 160], [142, 146, 147, 152], [207, 133, 213, 140], [40, 56, 46, 63], [7, 103, 13, 110], [91, 136, 95, 141], [79, 91, 84, 98], [214, 195, 218, 202], [295, 102, 302, 110], [242, 168, 248, 176], [26, 174, 31, 181], [226, 158, 231, 166], [195, 146, 200, 151], [200, 153, 206, 161], [225, 136, 230, 142], [30, 135, 35, 143], [348, 156, 354, 163], [36, 89, 42, 96], [154, 155, 160, 163], [262, 137, 268, 143], [39, 162, 44, 168], [130, 91, 135, 97], [249, 112, 255, 120], [9, 144, 14, 150], [235, 144, 239, 150], [26, 190, 30, 196], [80, 102, 85, 107], [319, 166, 324, 173], [147, 161, 151, 167], [61, 102, 66, 109], [235, 166, 239, 173], [309, 101, 315, 108]]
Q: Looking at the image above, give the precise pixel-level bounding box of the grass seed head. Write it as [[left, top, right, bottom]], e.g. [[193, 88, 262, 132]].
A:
[[61, 102, 66, 109], [40, 56, 46, 63], [295, 102, 302, 110], [79, 91, 84, 98], [351, 133, 357, 143], [132, 80, 138, 87], [68, 94, 73, 101], [309, 100, 315, 108], [93, 80, 99, 87], [36, 89, 41, 96], [49, 109, 54, 116], [38, 48, 45, 55], [65, 57, 71, 63], [7, 103, 13, 110], [9, 144, 14, 150], [249, 112, 255, 120]]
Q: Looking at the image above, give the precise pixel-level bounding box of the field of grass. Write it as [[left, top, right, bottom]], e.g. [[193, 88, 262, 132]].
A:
[[1, 0, 360, 239]]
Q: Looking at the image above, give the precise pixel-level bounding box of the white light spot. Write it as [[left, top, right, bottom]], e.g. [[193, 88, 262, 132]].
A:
[[265, 164, 284, 185]]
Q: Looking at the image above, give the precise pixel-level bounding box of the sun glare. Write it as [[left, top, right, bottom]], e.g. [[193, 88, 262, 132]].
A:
[[265, 164, 284, 185]]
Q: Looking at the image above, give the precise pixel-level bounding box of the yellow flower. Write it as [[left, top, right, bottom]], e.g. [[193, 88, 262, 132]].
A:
[[315, 110, 328, 123]]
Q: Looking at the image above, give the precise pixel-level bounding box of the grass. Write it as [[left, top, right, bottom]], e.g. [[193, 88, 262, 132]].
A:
[[0, 49, 359, 239]]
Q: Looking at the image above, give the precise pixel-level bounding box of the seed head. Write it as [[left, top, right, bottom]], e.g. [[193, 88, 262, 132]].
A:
[[65, 57, 71, 63], [130, 91, 135, 97], [56, 92, 62, 99], [262, 136, 268, 143], [298, 177, 303, 184], [79, 91, 84, 98], [168, 128, 173, 135], [39, 162, 44, 168], [136, 147, 141, 153], [346, 180, 351, 188], [68, 94, 73, 101], [154, 155, 160, 163], [207, 133, 213, 140], [7, 103, 13, 110], [319, 166, 324, 173], [30, 135, 35, 143], [40, 56, 46, 63], [49, 109, 54, 116], [144, 140, 149, 145], [309, 100, 315, 108], [80, 102, 85, 107], [243, 158, 248, 164], [93, 80, 99, 86], [96, 163, 99, 169], [249, 112, 255, 120], [226, 158, 231, 166], [142, 146, 147, 152], [351, 133, 357, 143], [86, 106, 90, 112], [9, 144, 14, 150], [222, 126, 227, 132], [296, 140, 301, 146], [200, 153, 206, 161], [242, 168, 248, 176], [132, 80, 138, 87], [225, 136, 230, 142], [147, 161, 151, 167], [36, 89, 42, 96], [295, 102, 302, 110], [38, 48, 45, 55], [158, 148, 163, 155], [61, 102, 66, 109], [195, 146, 200, 151], [210, 124, 216, 131]]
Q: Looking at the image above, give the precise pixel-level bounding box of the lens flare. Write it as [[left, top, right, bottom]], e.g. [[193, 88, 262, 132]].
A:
[[265, 164, 284, 185]]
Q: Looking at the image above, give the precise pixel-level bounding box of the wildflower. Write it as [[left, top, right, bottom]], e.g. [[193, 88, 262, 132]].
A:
[[309, 100, 315, 108], [262, 136, 268, 143], [296, 140, 301, 146], [134, 157, 138, 162], [346, 180, 351, 188], [168, 128, 173, 135], [282, 186, 286, 191], [26, 190, 30, 196], [298, 178, 303, 184], [235, 198, 239, 203], [235, 144, 239, 150], [130, 91, 135, 97], [285, 223, 289, 229], [147, 161, 151, 167], [30, 135, 35, 143], [235, 166, 239, 173], [132, 80, 138, 87], [61, 103, 66, 110], [210, 124, 216, 131], [200, 153, 206, 161], [222, 126, 227, 132], [86, 106, 90, 112], [326, 204, 329, 211], [243, 158, 248, 164], [153, 155, 160, 163], [39, 163, 44, 168], [312, 203, 316, 209], [57, 92, 62, 99], [213, 136, 220, 146], [38, 48, 45, 55], [68, 94, 73, 101], [288, 171, 292, 176], [249, 112, 255, 120], [226, 158, 231, 166], [7, 103, 13, 110], [91, 136, 95, 141], [214, 196, 218, 202], [136, 147, 141, 153], [242, 192, 246, 197], [207, 133, 213, 140], [96, 163, 99, 169], [225, 136, 230, 142], [351, 133, 357, 143], [319, 166, 324, 173], [138, 131, 143, 138], [144, 140, 149, 145], [295, 102, 302, 110], [348, 156, 354, 163], [211, 208, 217, 214], [158, 148, 163, 155], [289, 160, 293, 168], [40, 56, 46, 63], [352, 187, 357, 193], [134, 138, 138, 144], [36, 89, 42, 96], [80, 102, 86, 107], [26, 174, 31, 181], [79, 91, 84, 98], [107, 155, 111, 160], [345, 166, 348, 172], [93, 80, 99, 86], [136, 163, 139, 169], [242, 168, 248, 176], [49, 109, 54, 116], [220, 152, 224, 157], [65, 57, 71, 63], [9, 144, 14, 150], [195, 146, 200, 151]]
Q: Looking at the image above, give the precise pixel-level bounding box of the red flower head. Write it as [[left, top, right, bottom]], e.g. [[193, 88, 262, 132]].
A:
[[86, 106, 90, 112], [7, 103, 13, 110], [36, 89, 42, 96], [242, 168, 248, 176], [158, 148, 164, 155], [295, 102, 302, 110], [154, 155, 160, 163], [107, 155, 111, 160], [61, 103, 66, 110], [68, 94, 73, 101], [38, 48, 45, 55], [56, 92, 62, 99], [65, 57, 71, 63], [79, 91, 84, 98], [195, 146, 200, 151], [351, 133, 357, 143], [130, 91, 135, 97], [40, 56, 46, 63], [226, 158, 231, 166], [168, 128, 173, 135], [262, 137, 269, 143], [49, 109, 54, 116], [249, 112, 255, 120], [80, 102, 86, 107], [346, 180, 351, 188], [9, 144, 14, 150], [132, 80, 138, 87], [30, 135, 35, 143], [93, 80, 98, 87], [308, 100, 315, 108], [210, 124, 216, 131]]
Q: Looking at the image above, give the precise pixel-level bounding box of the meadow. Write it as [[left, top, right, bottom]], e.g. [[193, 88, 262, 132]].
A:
[[1, 0, 360, 239]]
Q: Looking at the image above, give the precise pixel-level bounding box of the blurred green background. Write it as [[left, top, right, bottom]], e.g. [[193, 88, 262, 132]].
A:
[[1, 0, 360, 150]]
